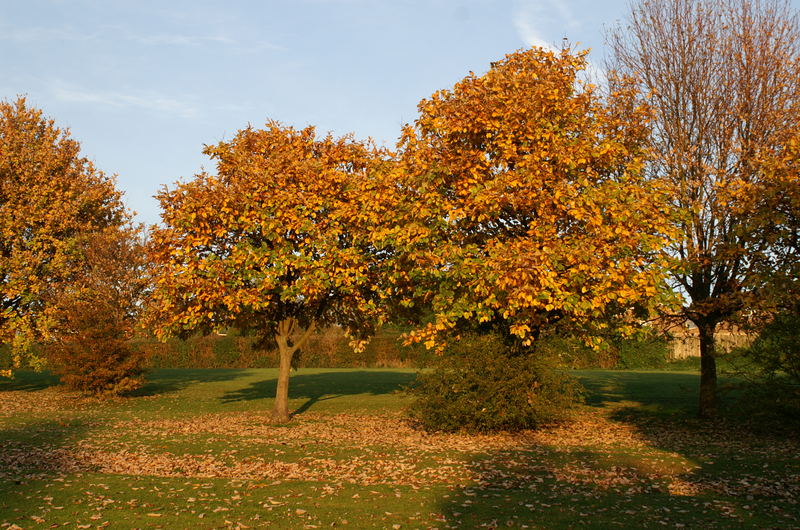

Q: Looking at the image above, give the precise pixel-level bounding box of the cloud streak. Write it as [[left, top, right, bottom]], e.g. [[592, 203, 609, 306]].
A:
[[0, 25, 97, 43], [51, 82, 200, 118]]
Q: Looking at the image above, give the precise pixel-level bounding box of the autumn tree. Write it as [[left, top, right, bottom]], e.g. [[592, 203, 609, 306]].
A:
[[610, 0, 800, 417], [389, 47, 675, 353], [46, 226, 150, 395], [148, 123, 390, 422], [0, 97, 129, 370]]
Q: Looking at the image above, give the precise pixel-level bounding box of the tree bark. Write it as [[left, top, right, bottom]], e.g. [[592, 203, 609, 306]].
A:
[[697, 321, 718, 419], [270, 317, 315, 423]]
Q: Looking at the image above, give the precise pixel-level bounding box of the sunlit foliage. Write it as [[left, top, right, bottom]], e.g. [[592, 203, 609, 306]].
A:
[[148, 123, 391, 421], [387, 47, 675, 349], [0, 97, 128, 370]]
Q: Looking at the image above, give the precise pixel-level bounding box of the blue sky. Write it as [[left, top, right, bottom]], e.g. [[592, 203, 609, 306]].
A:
[[5, 0, 786, 225]]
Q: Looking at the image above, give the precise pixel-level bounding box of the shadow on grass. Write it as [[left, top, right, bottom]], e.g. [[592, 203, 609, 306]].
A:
[[575, 370, 699, 416], [0, 371, 60, 392], [220, 370, 417, 415], [433, 371, 800, 527], [130, 368, 250, 397], [435, 451, 799, 528], [0, 418, 90, 521]]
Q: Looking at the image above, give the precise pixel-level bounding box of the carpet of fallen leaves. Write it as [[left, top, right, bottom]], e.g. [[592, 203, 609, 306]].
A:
[[0, 388, 95, 416], [2, 388, 798, 506], [2, 379, 800, 529]]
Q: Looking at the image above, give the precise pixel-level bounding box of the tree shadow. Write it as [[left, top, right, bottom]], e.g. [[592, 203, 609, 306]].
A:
[[435, 450, 800, 528], [220, 370, 417, 415], [130, 368, 251, 397], [0, 368, 253, 398], [0, 371, 60, 392], [434, 371, 800, 528], [0, 418, 91, 522], [575, 370, 699, 415]]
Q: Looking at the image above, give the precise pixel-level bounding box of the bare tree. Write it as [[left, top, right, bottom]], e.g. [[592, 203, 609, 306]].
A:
[[609, 0, 800, 417]]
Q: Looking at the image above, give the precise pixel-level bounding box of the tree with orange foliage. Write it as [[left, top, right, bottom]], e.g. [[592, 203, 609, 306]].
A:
[[148, 123, 391, 422], [46, 226, 150, 395], [610, 0, 800, 417], [387, 47, 675, 353], [0, 97, 129, 371]]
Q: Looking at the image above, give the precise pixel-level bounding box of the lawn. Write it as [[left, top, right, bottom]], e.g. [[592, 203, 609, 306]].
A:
[[1, 368, 798, 528]]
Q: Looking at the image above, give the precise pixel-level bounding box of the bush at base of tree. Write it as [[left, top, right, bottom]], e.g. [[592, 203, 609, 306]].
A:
[[47, 299, 146, 396], [726, 308, 800, 425], [741, 309, 800, 383], [406, 334, 583, 433]]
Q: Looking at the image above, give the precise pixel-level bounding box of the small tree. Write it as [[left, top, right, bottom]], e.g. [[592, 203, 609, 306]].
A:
[[610, 0, 800, 416], [390, 47, 675, 350], [149, 123, 390, 422], [46, 226, 149, 395], [0, 97, 128, 369]]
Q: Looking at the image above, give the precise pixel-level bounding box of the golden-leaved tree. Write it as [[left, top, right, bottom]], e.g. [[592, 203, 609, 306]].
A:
[[388, 47, 675, 349], [0, 97, 128, 372], [148, 123, 391, 422]]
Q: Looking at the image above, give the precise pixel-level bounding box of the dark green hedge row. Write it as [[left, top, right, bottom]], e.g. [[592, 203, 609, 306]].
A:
[[2, 327, 673, 371], [134, 326, 435, 369]]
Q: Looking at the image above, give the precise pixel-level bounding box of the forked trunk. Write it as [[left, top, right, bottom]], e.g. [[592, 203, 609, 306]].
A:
[[698, 322, 718, 419], [270, 317, 316, 423]]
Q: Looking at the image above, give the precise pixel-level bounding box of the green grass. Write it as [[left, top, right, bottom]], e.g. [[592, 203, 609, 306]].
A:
[[2, 367, 799, 528]]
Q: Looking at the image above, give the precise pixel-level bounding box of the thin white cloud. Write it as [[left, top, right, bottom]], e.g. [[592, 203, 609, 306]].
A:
[[512, 0, 606, 84], [126, 33, 235, 46], [513, 13, 561, 52], [512, 0, 576, 51], [51, 82, 200, 118], [551, 0, 580, 30], [117, 29, 284, 52]]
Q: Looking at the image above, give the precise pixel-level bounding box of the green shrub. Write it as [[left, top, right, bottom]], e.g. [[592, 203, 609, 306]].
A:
[[728, 309, 800, 423], [406, 334, 583, 433], [614, 334, 670, 369], [537, 330, 670, 370], [741, 310, 800, 382]]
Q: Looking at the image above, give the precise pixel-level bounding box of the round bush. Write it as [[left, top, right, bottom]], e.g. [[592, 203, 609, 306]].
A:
[[407, 334, 583, 433]]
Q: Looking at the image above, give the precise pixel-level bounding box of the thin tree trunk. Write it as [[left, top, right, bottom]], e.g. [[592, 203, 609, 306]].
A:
[[270, 317, 316, 423], [698, 321, 718, 419]]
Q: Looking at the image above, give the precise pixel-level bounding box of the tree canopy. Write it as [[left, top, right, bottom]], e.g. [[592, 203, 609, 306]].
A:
[[387, 47, 675, 349], [148, 122, 391, 421], [0, 97, 129, 370]]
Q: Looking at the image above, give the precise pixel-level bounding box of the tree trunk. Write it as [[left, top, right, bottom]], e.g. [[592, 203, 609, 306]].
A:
[[271, 333, 294, 423], [270, 317, 315, 423], [697, 321, 718, 419]]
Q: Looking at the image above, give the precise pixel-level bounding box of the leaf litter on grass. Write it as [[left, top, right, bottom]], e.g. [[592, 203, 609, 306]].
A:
[[2, 381, 799, 527]]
